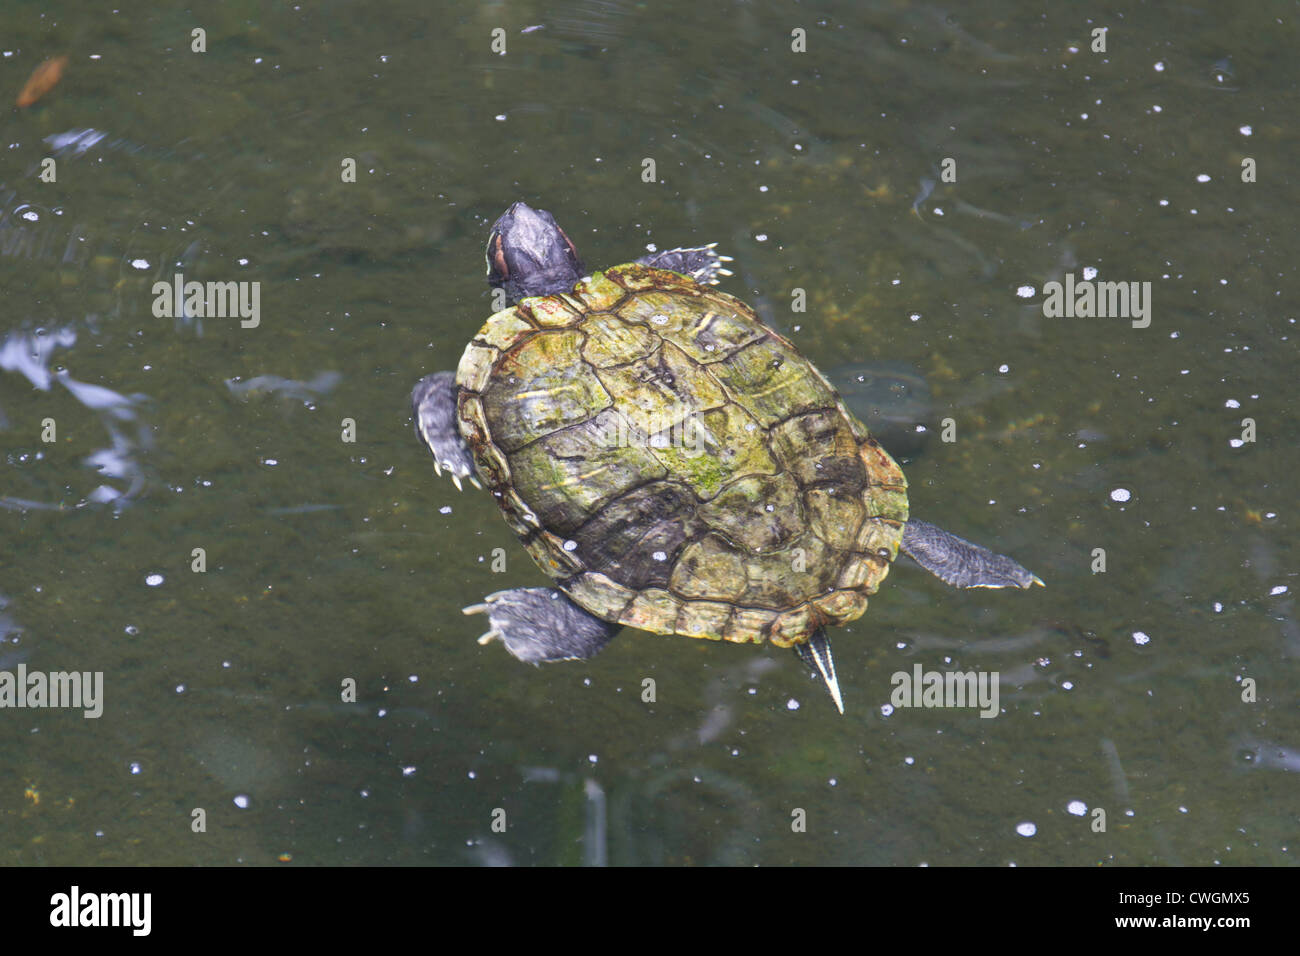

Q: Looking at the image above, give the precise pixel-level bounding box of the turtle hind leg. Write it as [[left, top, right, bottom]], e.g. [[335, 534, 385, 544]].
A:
[[463, 587, 619, 664], [634, 245, 733, 286], [794, 629, 845, 715], [902, 518, 1045, 590], [411, 371, 480, 490]]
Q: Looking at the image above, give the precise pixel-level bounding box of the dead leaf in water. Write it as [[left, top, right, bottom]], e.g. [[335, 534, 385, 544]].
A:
[[16, 55, 68, 108]]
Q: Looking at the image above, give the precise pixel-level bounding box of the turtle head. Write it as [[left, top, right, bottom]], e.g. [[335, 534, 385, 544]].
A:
[[486, 202, 586, 305]]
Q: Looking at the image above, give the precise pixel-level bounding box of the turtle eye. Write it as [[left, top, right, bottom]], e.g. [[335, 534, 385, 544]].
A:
[[488, 233, 510, 283]]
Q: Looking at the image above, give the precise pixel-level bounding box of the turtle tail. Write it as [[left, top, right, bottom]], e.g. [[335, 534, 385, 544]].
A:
[[793, 629, 844, 715]]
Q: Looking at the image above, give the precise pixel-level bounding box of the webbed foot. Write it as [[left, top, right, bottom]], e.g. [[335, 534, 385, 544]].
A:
[[635, 244, 734, 286], [902, 518, 1044, 590], [463, 587, 619, 664], [411, 371, 480, 491]]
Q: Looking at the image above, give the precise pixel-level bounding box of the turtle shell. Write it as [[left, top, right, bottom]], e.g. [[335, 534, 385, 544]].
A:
[[455, 263, 908, 648]]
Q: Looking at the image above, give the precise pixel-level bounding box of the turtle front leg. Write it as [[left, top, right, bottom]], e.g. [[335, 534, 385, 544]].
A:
[[411, 371, 480, 491], [635, 245, 733, 286], [463, 587, 619, 664], [901, 519, 1044, 590]]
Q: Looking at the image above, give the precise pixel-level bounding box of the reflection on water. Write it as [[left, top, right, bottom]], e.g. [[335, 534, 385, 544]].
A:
[[0, 324, 152, 509], [225, 371, 342, 404]]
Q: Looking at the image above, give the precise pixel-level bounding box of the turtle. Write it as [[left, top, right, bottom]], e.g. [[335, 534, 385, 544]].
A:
[[411, 201, 1042, 713]]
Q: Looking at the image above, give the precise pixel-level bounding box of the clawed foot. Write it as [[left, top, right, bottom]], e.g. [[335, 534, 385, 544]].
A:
[[463, 587, 619, 664], [411, 371, 481, 491], [902, 518, 1044, 590], [636, 244, 734, 286]]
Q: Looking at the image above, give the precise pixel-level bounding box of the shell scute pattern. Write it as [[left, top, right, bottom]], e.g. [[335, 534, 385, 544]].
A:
[[457, 264, 907, 647]]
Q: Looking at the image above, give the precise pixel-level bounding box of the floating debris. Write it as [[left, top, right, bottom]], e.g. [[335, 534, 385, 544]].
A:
[[225, 371, 341, 402], [16, 56, 68, 109]]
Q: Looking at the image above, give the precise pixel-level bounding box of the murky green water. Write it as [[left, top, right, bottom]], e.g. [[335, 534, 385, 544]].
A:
[[1, 1, 1295, 865]]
